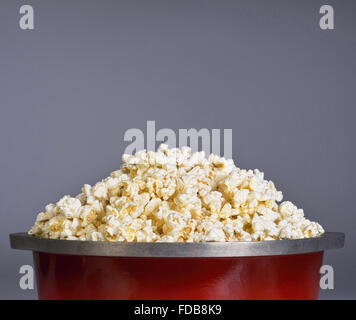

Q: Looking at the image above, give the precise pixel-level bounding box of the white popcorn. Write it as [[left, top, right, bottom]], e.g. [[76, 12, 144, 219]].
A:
[[57, 196, 81, 218], [204, 228, 226, 242], [92, 182, 108, 200], [162, 212, 187, 236], [232, 189, 249, 207], [28, 144, 324, 242]]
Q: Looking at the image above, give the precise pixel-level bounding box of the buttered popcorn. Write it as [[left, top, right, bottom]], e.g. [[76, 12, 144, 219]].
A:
[[29, 145, 324, 242]]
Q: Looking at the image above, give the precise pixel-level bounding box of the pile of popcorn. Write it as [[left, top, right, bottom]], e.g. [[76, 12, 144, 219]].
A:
[[29, 144, 324, 242]]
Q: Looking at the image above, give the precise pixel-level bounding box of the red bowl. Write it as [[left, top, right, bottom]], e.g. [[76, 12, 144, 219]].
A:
[[34, 251, 323, 300], [10, 232, 344, 300]]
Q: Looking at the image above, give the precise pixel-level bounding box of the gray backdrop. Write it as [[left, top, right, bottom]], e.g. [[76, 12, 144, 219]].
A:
[[0, 0, 355, 299]]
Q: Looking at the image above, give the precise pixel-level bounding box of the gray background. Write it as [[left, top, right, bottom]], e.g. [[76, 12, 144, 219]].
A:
[[0, 0, 355, 299]]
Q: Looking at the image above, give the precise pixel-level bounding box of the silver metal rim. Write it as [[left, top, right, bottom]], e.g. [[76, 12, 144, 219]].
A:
[[9, 232, 344, 257]]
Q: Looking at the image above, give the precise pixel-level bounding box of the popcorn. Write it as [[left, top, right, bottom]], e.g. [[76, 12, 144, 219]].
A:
[[29, 144, 324, 242]]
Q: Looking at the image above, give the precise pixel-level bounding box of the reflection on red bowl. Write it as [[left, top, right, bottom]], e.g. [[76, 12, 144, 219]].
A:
[[33, 251, 323, 300]]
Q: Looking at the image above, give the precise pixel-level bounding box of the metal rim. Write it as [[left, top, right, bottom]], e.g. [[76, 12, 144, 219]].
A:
[[9, 232, 344, 257]]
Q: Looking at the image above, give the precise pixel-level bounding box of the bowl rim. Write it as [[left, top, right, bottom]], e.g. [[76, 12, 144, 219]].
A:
[[9, 232, 345, 257]]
